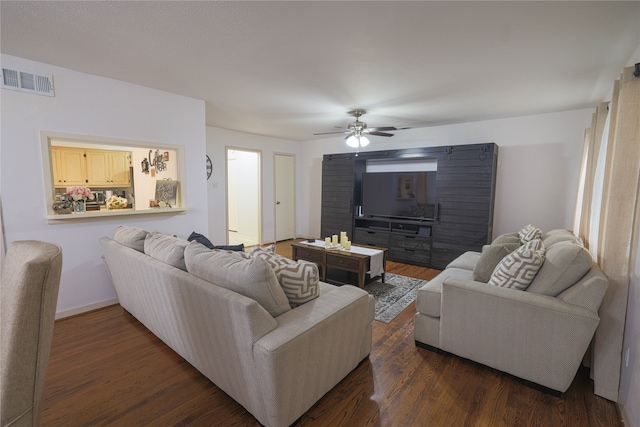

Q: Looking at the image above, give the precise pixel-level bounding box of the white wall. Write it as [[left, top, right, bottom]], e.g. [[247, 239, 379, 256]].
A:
[[1, 54, 208, 317], [620, 206, 640, 425], [298, 109, 593, 239], [206, 126, 300, 245]]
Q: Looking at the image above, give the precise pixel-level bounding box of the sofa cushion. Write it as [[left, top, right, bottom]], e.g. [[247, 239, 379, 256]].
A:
[[556, 265, 608, 312], [250, 246, 320, 307], [488, 239, 545, 290], [492, 232, 522, 245], [527, 240, 592, 296], [446, 251, 480, 271], [143, 232, 189, 270], [518, 224, 542, 243], [416, 267, 474, 317], [113, 225, 148, 252], [473, 242, 521, 282], [541, 229, 582, 248], [184, 241, 291, 317]]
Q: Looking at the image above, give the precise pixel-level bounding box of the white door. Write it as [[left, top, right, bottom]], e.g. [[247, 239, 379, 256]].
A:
[[227, 155, 238, 233], [275, 154, 295, 241]]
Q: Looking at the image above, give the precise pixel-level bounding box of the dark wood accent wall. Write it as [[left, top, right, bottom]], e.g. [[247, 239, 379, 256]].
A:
[[320, 154, 356, 239], [321, 143, 498, 269], [431, 144, 498, 268]]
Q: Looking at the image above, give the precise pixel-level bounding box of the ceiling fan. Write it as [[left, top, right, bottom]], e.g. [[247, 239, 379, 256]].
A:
[[314, 109, 406, 148]]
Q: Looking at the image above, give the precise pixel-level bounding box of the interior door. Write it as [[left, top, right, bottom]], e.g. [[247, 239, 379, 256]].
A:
[[275, 154, 295, 241], [226, 148, 261, 247]]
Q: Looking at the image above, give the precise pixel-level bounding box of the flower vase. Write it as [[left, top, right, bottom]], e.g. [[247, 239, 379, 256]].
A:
[[74, 199, 86, 214]]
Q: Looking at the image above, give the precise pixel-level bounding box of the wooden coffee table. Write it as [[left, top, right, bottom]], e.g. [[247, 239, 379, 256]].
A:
[[291, 240, 387, 288]]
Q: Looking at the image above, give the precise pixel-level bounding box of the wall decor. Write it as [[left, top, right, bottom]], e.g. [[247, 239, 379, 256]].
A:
[[155, 179, 178, 207], [206, 155, 213, 180], [149, 149, 167, 173]]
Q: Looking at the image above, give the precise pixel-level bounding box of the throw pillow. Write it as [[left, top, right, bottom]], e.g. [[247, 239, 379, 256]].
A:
[[518, 224, 542, 243], [473, 242, 521, 282], [527, 241, 593, 296], [213, 244, 245, 251], [188, 232, 246, 252], [113, 225, 148, 252], [188, 231, 215, 249], [492, 232, 522, 245], [251, 244, 276, 254], [143, 232, 189, 271], [251, 250, 320, 307], [488, 239, 545, 290], [184, 241, 291, 317]]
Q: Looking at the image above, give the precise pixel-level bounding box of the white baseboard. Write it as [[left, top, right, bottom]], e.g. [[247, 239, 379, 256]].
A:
[[55, 298, 119, 320]]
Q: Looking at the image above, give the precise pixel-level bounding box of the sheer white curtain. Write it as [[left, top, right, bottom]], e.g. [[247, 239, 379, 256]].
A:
[[588, 107, 610, 259], [574, 66, 640, 401]]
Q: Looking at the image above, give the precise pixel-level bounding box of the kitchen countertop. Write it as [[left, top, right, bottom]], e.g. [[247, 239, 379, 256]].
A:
[[45, 206, 188, 221]]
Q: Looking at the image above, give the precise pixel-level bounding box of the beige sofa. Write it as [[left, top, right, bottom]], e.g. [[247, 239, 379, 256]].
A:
[[414, 228, 608, 393], [101, 227, 374, 427]]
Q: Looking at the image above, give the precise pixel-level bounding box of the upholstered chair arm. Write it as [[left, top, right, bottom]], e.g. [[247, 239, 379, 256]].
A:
[[252, 285, 374, 427], [439, 277, 600, 393]]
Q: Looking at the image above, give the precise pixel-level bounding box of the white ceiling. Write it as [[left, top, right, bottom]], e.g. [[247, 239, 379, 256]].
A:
[[1, 1, 639, 142]]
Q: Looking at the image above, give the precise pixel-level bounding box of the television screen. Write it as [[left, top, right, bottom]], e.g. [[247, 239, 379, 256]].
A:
[[361, 171, 437, 220]]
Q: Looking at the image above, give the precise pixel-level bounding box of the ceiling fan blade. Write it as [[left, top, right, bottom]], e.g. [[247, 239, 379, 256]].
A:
[[314, 130, 350, 135], [367, 131, 395, 137], [366, 126, 397, 132]]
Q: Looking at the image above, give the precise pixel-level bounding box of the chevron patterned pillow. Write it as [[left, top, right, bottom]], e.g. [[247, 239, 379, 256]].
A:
[[489, 239, 546, 290], [251, 250, 319, 307], [518, 224, 543, 243]]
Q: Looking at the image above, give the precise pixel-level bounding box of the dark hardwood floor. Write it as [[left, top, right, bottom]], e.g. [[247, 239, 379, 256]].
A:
[[41, 239, 622, 426]]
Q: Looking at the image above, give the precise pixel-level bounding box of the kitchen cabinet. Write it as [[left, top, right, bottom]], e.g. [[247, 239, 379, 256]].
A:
[[108, 151, 132, 186], [52, 147, 131, 188], [51, 147, 88, 187], [85, 150, 131, 187]]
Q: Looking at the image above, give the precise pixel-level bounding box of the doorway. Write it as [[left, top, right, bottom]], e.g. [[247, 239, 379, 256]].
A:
[[274, 153, 295, 242], [226, 148, 261, 247]]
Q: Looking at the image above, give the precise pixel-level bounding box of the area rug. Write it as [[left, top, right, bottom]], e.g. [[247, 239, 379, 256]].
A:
[[364, 273, 428, 324]]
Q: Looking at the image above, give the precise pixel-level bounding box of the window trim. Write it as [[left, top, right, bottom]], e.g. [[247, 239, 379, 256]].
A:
[[41, 130, 188, 220]]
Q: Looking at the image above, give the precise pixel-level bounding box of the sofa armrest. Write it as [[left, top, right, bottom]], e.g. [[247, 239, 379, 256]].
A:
[[251, 284, 374, 427], [439, 277, 600, 392]]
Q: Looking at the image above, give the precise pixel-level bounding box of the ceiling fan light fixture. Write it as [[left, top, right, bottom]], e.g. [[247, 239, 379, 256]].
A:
[[346, 135, 359, 148], [359, 135, 370, 147]]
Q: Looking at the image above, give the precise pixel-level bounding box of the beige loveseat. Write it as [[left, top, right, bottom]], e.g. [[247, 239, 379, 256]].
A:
[[101, 226, 374, 427], [414, 228, 608, 393]]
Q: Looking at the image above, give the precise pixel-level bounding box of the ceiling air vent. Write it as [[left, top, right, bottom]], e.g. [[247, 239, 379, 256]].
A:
[[1, 68, 54, 96]]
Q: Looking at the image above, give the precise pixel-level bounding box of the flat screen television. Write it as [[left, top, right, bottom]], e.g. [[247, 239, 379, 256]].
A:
[[361, 171, 437, 220]]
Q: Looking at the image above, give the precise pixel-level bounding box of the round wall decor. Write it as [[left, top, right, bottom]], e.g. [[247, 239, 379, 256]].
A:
[[206, 155, 213, 180]]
